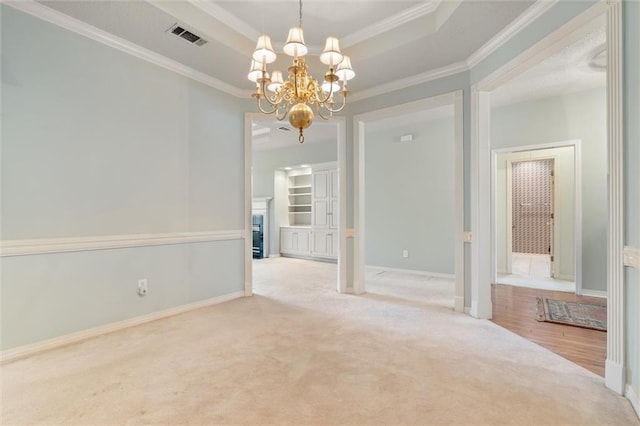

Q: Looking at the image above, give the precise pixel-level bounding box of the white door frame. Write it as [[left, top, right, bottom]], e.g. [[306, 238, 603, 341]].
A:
[[492, 141, 582, 293], [470, 0, 626, 394], [353, 91, 465, 312], [243, 113, 348, 295]]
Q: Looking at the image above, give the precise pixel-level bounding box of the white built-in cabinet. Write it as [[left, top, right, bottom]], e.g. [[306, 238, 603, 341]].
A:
[[280, 163, 338, 260], [280, 227, 311, 256]]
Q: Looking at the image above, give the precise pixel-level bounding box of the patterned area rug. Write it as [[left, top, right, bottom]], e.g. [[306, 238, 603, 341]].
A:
[[535, 297, 607, 331]]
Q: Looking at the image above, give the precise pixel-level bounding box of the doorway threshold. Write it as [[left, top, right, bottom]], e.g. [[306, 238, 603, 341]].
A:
[[497, 273, 575, 292]]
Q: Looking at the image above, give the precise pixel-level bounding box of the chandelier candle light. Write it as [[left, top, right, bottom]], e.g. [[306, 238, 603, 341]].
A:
[[248, 0, 355, 143]]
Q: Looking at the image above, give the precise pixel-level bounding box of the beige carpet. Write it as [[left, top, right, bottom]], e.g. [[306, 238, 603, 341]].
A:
[[2, 257, 638, 425]]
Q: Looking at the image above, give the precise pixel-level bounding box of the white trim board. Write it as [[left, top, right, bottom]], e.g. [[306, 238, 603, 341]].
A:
[[366, 265, 454, 280], [580, 289, 607, 299], [0, 230, 244, 257], [628, 383, 640, 419], [1, 291, 245, 364], [466, 0, 559, 68]]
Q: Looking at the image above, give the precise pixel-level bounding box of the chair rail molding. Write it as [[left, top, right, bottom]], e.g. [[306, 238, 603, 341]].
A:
[[0, 230, 244, 257]]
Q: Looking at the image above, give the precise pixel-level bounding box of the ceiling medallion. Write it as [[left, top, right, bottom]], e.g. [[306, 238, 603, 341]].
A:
[[247, 0, 355, 143]]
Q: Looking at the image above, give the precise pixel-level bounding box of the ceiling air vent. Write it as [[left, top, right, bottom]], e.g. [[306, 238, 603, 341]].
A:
[[167, 24, 207, 47]]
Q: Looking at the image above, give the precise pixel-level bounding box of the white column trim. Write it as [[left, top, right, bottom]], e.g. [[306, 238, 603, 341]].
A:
[[336, 117, 349, 294], [470, 87, 493, 319], [454, 90, 465, 313], [605, 0, 625, 395], [353, 120, 366, 295], [244, 113, 256, 297], [0, 230, 244, 257]]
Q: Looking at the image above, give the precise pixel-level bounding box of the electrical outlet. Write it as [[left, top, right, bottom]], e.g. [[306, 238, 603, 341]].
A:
[[138, 279, 148, 297], [402, 250, 409, 258]]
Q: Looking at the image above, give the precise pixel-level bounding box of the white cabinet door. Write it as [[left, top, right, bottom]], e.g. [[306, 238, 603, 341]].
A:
[[313, 200, 330, 227], [313, 171, 329, 199], [311, 230, 337, 259], [330, 169, 339, 199], [296, 230, 310, 253], [281, 228, 294, 252], [313, 170, 330, 228], [329, 199, 338, 229], [281, 227, 312, 256]]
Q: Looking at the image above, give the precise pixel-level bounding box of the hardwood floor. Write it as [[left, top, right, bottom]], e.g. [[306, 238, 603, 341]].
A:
[[491, 284, 607, 377]]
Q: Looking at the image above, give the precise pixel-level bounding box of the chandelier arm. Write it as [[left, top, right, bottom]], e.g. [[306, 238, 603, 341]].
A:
[[258, 80, 282, 107], [256, 97, 280, 115], [316, 104, 330, 121], [325, 95, 347, 113], [315, 82, 334, 104], [276, 105, 289, 121]]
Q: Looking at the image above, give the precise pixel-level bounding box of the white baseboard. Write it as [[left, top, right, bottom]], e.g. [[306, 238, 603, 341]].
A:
[[1, 291, 245, 364], [555, 274, 576, 282], [605, 359, 626, 395], [454, 296, 465, 313], [580, 289, 607, 299], [366, 265, 455, 280], [268, 254, 281, 258], [626, 384, 640, 419]]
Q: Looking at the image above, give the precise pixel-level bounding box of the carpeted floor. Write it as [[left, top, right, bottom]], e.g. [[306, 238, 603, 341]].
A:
[[2, 257, 638, 425]]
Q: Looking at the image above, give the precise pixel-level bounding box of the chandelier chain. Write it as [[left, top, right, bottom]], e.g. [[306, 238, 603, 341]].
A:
[[298, 0, 303, 28]]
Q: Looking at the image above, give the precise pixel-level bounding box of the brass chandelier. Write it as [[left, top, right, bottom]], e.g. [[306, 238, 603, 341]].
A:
[[248, 0, 355, 143]]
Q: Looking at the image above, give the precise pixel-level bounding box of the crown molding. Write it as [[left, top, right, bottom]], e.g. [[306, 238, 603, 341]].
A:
[[350, 61, 468, 102], [466, 0, 560, 68], [4, 0, 247, 98], [342, 0, 441, 48]]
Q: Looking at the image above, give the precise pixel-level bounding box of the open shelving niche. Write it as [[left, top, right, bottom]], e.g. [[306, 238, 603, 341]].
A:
[[287, 169, 312, 226]]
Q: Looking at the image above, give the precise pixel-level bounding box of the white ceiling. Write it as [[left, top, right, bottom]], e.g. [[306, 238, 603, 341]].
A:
[[27, 0, 605, 149]]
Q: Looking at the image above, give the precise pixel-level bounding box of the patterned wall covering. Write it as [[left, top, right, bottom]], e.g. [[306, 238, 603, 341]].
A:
[[512, 159, 553, 254]]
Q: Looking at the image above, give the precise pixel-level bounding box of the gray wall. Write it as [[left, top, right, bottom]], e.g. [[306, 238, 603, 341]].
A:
[[252, 141, 337, 199], [491, 87, 607, 292], [1, 6, 247, 350], [365, 117, 455, 274]]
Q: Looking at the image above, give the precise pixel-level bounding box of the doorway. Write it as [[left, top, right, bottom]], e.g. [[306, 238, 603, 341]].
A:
[[511, 158, 554, 278], [244, 114, 346, 296], [353, 91, 465, 312], [495, 144, 580, 293]]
